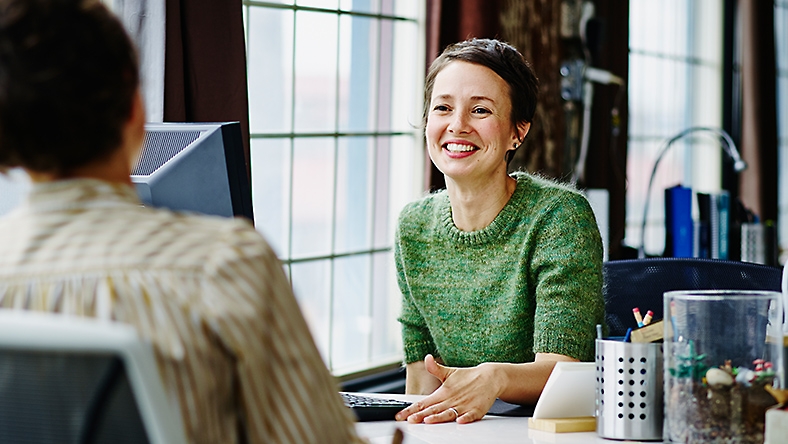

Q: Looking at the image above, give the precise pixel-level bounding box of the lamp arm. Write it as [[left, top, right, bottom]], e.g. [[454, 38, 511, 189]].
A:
[[637, 126, 747, 259]]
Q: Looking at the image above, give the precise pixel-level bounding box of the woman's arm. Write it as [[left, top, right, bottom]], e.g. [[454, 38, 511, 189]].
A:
[[396, 353, 577, 424]]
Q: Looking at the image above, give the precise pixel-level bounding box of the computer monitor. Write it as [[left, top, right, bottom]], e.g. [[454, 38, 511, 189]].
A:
[[131, 122, 254, 222]]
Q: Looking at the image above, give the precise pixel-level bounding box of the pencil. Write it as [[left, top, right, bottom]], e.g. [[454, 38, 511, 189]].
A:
[[633, 307, 643, 327]]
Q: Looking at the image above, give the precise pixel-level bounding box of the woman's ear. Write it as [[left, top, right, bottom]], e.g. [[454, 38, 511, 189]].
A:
[[516, 122, 531, 143]]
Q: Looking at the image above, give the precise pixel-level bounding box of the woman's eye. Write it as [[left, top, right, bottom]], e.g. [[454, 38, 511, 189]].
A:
[[472, 107, 491, 115], [432, 104, 450, 112]]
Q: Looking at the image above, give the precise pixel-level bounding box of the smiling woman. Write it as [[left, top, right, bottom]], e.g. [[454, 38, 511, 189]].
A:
[[394, 38, 606, 425]]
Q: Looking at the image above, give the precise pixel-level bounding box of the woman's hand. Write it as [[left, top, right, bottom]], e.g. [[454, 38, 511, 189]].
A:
[[395, 354, 502, 424]]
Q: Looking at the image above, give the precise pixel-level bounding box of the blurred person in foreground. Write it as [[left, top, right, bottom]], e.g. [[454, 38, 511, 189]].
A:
[[0, 0, 364, 442], [394, 38, 606, 424]]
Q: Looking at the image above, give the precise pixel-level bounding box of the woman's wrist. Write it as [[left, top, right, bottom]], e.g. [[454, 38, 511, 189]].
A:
[[477, 362, 508, 399]]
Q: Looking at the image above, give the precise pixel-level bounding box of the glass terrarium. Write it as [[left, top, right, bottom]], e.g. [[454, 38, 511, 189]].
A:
[[664, 290, 784, 443]]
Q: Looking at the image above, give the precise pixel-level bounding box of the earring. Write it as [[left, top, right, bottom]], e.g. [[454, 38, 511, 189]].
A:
[[512, 142, 519, 149]]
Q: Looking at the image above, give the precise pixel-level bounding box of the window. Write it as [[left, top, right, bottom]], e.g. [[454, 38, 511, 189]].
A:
[[776, 1, 788, 263], [626, 0, 724, 254], [242, 1, 426, 376]]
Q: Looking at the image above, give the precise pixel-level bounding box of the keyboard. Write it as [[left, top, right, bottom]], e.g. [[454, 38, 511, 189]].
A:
[[340, 392, 411, 422]]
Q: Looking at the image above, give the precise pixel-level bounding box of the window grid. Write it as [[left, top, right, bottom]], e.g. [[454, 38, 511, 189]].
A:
[[243, 0, 423, 375]]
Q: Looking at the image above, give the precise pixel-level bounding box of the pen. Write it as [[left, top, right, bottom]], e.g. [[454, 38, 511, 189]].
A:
[[642, 310, 654, 326], [633, 307, 643, 327], [624, 328, 632, 343], [596, 324, 603, 339]]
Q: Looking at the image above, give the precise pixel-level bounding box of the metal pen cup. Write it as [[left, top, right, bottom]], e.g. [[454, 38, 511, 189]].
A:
[[595, 339, 664, 441]]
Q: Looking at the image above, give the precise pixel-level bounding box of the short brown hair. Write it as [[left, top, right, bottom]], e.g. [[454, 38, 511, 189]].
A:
[[423, 38, 539, 136], [0, 0, 140, 175]]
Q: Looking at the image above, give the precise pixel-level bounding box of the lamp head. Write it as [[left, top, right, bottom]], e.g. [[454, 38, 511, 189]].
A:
[[733, 159, 747, 173]]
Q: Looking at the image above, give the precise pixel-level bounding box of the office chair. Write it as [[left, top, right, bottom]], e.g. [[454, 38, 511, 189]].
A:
[[0, 311, 188, 444], [603, 257, 782, 337]]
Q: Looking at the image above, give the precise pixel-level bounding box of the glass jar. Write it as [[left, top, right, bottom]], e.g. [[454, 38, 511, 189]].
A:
[[664, 290, 784, 443]]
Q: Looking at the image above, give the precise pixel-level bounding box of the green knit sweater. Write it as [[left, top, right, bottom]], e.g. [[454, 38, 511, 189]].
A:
[[395, 171, 605, 367]]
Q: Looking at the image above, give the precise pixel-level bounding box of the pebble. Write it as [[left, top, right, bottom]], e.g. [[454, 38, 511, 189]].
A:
[[705, 368, 734, 386]]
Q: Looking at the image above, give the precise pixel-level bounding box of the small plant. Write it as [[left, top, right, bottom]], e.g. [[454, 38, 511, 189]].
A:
[[668, 340, 708, 382]]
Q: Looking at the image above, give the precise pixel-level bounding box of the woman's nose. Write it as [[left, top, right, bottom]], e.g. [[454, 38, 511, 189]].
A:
[[447, 112, 470, 133]]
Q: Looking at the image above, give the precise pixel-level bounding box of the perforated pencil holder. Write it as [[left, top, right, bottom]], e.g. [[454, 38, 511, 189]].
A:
[[595, 339, 664, 441]]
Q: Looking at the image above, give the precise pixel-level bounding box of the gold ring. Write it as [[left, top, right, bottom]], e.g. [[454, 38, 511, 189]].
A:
[[448, 407, 459, 419]]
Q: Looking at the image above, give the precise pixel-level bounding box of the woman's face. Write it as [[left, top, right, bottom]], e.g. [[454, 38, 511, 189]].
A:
[[425, 61, 523, 183]]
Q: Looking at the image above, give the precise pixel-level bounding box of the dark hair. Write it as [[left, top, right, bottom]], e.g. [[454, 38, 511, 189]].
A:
[[0, 0, 140, 175], [422, 38, 539, 141]]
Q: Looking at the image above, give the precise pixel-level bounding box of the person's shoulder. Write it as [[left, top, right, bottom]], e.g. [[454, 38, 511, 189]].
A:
[[398, 189, 446, 223], [141, 208, 273, 263], [512, 170, 590, 208], [395, 190, 447, 243]]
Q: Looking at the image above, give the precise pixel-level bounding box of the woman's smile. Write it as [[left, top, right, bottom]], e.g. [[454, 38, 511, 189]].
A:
[[443, 141, 479, 158]]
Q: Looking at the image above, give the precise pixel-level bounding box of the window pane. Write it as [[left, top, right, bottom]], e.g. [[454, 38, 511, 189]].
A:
[[629, 0, 690, 58], [390, 20, 422, 132], [386, 135, 423, 246], [372, 136, 392, 248], [392, 0, 421, 19], [370, 251, 400, 362], [291, 259, 331, 361], [251, 138, 291, 257], [291, 137, 334, 258], [778, 6, 788, 71], [340, 0, 379, 14], [335, 137, 373, 253], [293, 11, 338, 133], [338, 15, 379, 133], [247, 8, 293, 134], [332, 255, 371, 371], [628, 53, 691, 137], [376, 18, 394, 132], [780, 77, 788, 134]]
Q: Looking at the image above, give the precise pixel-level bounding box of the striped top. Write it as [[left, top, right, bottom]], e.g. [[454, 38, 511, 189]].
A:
[[396, 171, 605, 366], [0, 179, 364, 444]]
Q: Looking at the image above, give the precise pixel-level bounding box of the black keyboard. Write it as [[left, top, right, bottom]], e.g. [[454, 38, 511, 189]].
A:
[[341, 392, 411, 422]]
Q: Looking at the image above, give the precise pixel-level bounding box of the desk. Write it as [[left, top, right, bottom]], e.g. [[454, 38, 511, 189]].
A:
[[354, 394, 645, 444]]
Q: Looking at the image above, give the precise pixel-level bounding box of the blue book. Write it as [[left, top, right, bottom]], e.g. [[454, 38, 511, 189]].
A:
[[664, 185, 693, 257]]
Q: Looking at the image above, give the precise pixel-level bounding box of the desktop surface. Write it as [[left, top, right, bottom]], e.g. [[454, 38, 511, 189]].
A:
[[354, 394, 657, 444]]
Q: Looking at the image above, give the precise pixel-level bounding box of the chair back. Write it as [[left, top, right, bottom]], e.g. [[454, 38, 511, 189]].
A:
[[603, 257, 782, 337], [0, 311, 187, 444]]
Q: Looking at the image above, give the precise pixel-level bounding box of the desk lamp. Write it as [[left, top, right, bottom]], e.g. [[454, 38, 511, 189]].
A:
[[638, 126, 747, 259]]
